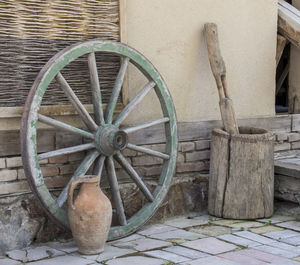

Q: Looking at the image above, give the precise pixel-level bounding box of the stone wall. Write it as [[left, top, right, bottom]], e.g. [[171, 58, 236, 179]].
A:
[[0, 114, 300, 253]]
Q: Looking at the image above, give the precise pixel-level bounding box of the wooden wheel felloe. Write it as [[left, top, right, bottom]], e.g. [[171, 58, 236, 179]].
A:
[[21, 40, 178, 240]]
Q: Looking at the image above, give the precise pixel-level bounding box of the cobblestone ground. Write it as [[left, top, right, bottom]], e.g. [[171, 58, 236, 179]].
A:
[[2, 213, 300, 264]]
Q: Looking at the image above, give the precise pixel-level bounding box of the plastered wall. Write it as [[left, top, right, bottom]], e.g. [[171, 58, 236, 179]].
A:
[[122, 0, 277, 124]]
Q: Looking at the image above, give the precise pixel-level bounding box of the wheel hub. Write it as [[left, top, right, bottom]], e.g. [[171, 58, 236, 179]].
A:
[[95, 125, 128, 156]]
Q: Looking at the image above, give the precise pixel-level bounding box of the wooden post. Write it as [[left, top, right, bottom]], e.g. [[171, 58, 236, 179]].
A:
[[208, 127, 274, 219]]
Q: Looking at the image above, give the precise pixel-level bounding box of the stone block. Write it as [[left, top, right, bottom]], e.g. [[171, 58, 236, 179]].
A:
[[0, 158, 6, 169], [17, 169, 26, 180], [176, 162, 206, 173], [218, 251, 267, 265], [181, 237, 237, 255], [0, 131, 21, 156], [138, 224, 176, 236], [179, 142, 195, 152], [275, 142, 291, 152], [44, 176, 69, 189], [280, 235, 300, 246], [0, 181, 30, 195], [180, 256, 244, 265], [186, 151, 210, 162], [6, 157, 22, 168], [164, 215, 209, 228], [141, 144, 166, 154], [149, 228, 203, 241], [0, 169, 17, 182], [227, 221, 264, 229], [41, 166, 59, 177], [189, 225, 232, 237], [68, 152, 85, 162], [25, 255, 93, 265], [268, 242, 300, 255], [258, 215, 295, 224], [250, 225, 283, 234], [59, 164, 78, 175], [288, 133, 300, 142], [291, 141, 300, 150], [0, 258, 21, 265], [195, 140, 210, 150], [49, 155, 69, 164], [132, 156, 162, 166], [276, 132, 289, 142], [144, 166, 162, 177], [144, 250, 190, 263], [177, 153, 185, 163]]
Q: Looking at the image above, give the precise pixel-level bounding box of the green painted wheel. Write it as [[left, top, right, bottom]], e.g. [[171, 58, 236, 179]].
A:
[[21, 40, 178, 240]]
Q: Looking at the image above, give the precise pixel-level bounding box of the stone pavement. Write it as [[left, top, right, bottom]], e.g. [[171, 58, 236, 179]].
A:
[[2, 213, 300, 265]]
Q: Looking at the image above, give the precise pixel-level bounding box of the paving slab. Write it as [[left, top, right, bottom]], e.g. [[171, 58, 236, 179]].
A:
[[253, 245, 299, 258], [189, 225, 232, 237], [228, 221, 264, 229], [277, 221, 300, 232], [149, 228, 204, 242], [250, 225, 283, 234], [163, 245, 210, 259], [25, 246, 65, 262], [181, 237, 237, 255], [271, 260, 300, 265], [180, 255, 242, 265], [267, 241, 300, 255], [137, 224, 176, 236], [6, 250, 26, 261], [210, 219, 242, 227], [217, 234, 261, 247], [108, 234, 145, 244], [233, 231, 277, 244], [144, 250, 190, 263], [263, 229, 300, 240], [280, 235, 300, 246], [46, 241, 78, 253], [26, 255, 93, 265], [257, 215, 295, 224], [105, 256, 165, 265], [218, 251, 269, 265], [236, 249, 292, 263], [96, 245, 136, 262], [164, 215, 210, 228], [0, 258, 22, 265], [111, 237, 172, 252]]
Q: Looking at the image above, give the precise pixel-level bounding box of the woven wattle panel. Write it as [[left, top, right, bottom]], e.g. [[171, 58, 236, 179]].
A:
[[0, 0, 120, 107]]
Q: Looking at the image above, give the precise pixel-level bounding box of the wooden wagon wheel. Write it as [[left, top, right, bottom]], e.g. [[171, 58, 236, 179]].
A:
[[21, 40, 178, 240]]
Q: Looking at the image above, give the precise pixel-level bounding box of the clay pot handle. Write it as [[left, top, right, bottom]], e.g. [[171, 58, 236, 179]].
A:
[[68, 175, 99, 210]]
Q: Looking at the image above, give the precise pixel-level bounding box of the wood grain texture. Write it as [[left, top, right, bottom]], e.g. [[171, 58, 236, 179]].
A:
[[276, 34, 287, 66], [208, 127, 274, 219], [204, 23, 239, 135]]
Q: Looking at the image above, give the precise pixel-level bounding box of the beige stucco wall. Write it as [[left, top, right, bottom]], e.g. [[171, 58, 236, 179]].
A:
[[122, 0, 277, 124]]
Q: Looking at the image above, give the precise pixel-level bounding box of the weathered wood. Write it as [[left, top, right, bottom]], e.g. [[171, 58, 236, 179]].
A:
[[208, 127, 274, 219], [276, 61, 290, 95], [105, 156, 127, 226], [123, 117, 169, 134], [278, 0, 300, 48], [88, 52, 105, 125], [127, 143, 169, 160], [204, 23, 239, 135], [92, 156, 106, 181], [38, 114, 94, 140], [105, 57, 129, 124], [115, 152, 154, 202], [276, 34, 287, 66], [113, 81, 156, 127], [56, 72, 98, 132]]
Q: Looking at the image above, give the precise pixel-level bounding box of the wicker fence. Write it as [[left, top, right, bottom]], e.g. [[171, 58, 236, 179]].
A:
[[0, 0, 120, 107]]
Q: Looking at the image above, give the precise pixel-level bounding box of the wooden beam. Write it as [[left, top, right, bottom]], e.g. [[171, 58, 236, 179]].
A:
[[276, 34, 287, 66], [278, 0, 300, 48]]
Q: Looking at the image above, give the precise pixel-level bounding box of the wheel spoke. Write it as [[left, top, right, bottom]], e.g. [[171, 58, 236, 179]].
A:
[[105, 57, 130, 124], [37, 143, 95, 160], [113, 81, 156, 127], [88, 52, 105, 125], [115, 152, 154, 202], [123, 117, 170, 134], [56, 72, 98, 132], [92, 155, 106, 181], [56, 150, 99, 207], [38, 114, 94, 140], [127, 143, 169, 160], [105, 156, 127, 226]]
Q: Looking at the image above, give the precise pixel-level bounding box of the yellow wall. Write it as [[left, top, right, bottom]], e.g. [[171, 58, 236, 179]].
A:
[[122, 0, 277, 124]]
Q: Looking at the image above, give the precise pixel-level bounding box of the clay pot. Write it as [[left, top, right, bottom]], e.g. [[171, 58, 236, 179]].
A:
[[68, 175, 112, 255]]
